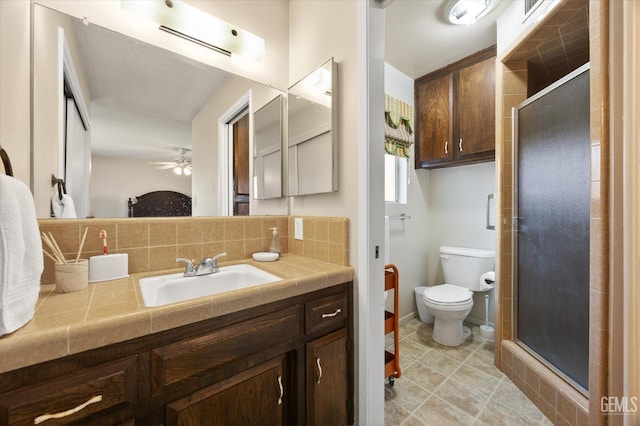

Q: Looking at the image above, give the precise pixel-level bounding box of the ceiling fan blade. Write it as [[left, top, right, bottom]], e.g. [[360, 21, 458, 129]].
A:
[[156, 164, 176, 170]]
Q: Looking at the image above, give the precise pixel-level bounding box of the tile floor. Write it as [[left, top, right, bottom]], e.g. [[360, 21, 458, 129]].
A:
[[385, 318, 551, 425]]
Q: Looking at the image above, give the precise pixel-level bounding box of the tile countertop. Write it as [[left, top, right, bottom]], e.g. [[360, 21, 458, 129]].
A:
[[0, 254, 354, 374]]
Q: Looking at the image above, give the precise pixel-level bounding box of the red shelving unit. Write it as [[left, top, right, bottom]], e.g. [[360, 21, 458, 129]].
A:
[[384, 264, 401, 385]]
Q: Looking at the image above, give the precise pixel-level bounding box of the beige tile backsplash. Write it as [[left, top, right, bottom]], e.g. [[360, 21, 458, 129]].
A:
[[38, 215, 349, 285], [288, 216, 350, 266]]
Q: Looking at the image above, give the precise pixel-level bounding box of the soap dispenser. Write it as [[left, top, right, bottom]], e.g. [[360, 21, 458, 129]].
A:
[[269, 227, 281, 254]]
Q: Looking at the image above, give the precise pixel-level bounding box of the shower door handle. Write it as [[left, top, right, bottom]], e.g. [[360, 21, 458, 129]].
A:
[[486, 193, 495, 230], [513, 217, 521, 232]]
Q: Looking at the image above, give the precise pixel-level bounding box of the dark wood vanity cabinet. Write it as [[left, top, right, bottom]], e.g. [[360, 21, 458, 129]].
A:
[[166, 355, 289, 425], [415, 46, 496, 169], [0, 356, 139, 425], [307, 329, 349, 426], [0, 283, 353, 426]]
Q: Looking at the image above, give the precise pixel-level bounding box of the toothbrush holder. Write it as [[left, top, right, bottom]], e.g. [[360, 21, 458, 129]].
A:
[[54, 259, 89, 293]]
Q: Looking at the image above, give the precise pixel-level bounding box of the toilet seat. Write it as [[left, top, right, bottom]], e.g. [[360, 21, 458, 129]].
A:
[[423, 284, 472, 306]]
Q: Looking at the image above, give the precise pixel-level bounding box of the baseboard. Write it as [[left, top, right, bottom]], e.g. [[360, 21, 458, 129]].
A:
[[400, 312, 418, 326]]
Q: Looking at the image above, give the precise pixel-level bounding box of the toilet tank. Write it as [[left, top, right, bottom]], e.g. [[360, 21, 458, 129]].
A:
[[440, 246, 494, 291]]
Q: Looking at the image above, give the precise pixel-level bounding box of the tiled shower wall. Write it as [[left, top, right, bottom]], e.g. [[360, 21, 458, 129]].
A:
[[38, 215, 349, 285], [495, 0, 609, 424]]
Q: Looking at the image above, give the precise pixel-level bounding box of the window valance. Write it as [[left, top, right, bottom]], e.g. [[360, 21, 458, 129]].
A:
[[385, 94, 414, 159]]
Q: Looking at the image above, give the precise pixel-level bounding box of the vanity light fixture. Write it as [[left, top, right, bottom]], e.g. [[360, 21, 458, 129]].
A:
[[121, 0, 265, 61], [443, 0, 498, 25]]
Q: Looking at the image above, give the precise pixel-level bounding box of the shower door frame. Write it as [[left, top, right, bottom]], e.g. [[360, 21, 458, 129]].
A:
[[510, 63, 591, 396]]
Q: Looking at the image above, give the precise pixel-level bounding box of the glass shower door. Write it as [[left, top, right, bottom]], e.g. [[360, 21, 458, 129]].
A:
[[514, 64, 590, 392]]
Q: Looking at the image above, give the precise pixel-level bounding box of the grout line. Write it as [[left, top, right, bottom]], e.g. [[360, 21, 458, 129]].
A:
[[387, 325, 527, 426]]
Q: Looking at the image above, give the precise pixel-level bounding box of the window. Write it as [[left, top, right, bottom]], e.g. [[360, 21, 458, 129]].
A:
[[384, 153, 408, 204]]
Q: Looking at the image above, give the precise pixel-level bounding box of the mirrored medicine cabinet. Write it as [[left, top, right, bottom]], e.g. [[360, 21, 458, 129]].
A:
[[287, 58, 338, 196]]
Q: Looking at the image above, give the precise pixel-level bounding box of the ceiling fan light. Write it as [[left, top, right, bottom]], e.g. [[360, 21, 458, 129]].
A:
[[183, 167, 191, 176], [173, 166, 182, 175]]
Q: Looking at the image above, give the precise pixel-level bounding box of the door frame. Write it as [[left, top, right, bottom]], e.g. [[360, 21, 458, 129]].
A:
[[217, 92, 251, 216]]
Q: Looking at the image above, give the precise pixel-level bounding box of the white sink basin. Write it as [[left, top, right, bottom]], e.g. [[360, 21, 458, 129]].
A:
[[139, 264, 281, 307]]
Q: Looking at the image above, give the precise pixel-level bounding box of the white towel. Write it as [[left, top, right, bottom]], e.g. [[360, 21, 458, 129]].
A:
[[0, 175, 43, 335], [52, 193, 77, 218]]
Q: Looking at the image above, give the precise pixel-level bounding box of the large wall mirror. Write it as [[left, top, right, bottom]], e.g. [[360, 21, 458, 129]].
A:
[[32, 4, 286, 218], [287, 58, 338, 196]]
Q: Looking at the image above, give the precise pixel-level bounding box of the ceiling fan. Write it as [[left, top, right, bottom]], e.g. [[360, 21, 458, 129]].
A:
[[151, 148, 192, 176]]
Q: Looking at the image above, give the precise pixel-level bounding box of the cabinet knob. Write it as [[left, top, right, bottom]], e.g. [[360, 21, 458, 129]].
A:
[[459, 138, 463, 152], [316, 357, 323, 384], [277, 376, 283, 405], [444, 141, 448, 155]]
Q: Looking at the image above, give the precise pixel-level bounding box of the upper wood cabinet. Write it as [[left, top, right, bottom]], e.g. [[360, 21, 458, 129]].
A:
[[415, 46, 496, 169]]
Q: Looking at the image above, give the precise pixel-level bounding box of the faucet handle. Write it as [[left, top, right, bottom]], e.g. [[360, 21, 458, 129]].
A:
[[176, 257, 195, 274], [212, 252, 227, 261], [209, 252, 227, 273]]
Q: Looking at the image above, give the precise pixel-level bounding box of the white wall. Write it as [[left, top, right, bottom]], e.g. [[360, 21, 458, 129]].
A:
[[427, 162, 497, 324], [383, 63, 431, 319], [0, 1, 30, 185], [288, 0, 359, 223], [90, 155, 191, 218]]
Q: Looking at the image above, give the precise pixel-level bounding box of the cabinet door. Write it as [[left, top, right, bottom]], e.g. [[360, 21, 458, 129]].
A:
[[166, 355, 287, 426], [415, 74, 453, 167], [307, 329, 349, 426], [456, 56, 496, 158]]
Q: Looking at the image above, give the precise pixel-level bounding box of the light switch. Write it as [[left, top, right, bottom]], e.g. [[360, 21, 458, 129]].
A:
[[294, 218, 303, 240]]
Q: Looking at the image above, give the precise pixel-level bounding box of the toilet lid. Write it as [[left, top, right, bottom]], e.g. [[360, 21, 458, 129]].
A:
[[424, 284, 472, 304]]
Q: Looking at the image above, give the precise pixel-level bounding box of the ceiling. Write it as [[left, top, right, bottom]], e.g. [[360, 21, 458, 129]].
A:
[[74, 0, 508, 162], [384, 0, 510, 79], [72, 19, 231, 162]]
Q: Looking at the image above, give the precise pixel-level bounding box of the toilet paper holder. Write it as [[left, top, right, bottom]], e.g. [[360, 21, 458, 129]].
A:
[[480, 271, 495, 291]]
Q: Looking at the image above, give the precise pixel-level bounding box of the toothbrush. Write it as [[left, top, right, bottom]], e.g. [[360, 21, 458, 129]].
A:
[[100, 230, 108, 255]]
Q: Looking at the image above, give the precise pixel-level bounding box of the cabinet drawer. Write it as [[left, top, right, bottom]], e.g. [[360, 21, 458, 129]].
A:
[[151, 306, 300, 392], [0, 356, 137, 425], [305, 292, 348, 335]]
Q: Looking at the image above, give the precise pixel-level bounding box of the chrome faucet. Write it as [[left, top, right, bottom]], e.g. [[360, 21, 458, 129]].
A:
[[176, 252, 227, 277]]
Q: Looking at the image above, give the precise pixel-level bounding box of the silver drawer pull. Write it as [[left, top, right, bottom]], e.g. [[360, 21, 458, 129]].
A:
[[34, 395, 103, 424], [316, 358, 323, 384], [277, 375, 283, 405], [321, 308, 342, 319]]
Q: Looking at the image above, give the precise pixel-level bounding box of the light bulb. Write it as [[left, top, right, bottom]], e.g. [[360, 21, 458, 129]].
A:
[[184, 167, 192, 176], [174, 167, 182, 175]]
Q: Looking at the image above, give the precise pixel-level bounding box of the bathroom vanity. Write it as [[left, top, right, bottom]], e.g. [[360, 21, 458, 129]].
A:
[[0, 256, 353, 425]]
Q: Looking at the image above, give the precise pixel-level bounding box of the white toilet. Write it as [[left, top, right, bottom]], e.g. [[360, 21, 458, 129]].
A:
[[423, 246, 495, 346]]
